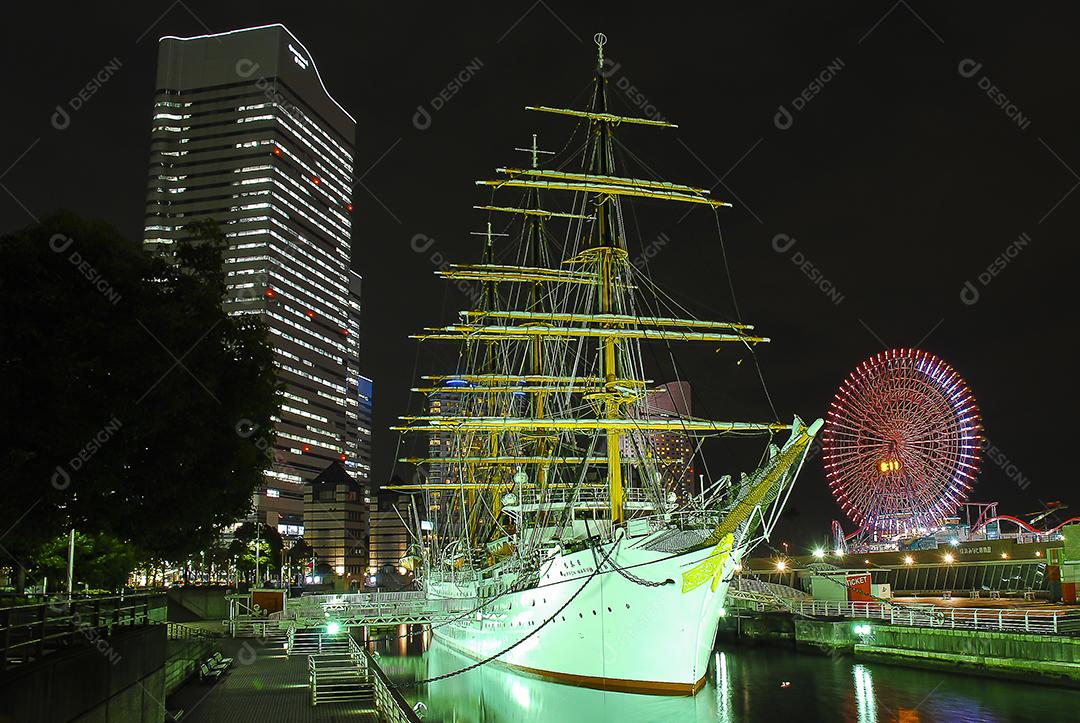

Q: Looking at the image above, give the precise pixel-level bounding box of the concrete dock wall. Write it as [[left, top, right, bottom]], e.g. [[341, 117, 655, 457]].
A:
[[720, 612, 1080, 686], [0, 624, 167, 722], [856, 625, 1080, 686], [166, 587, 231, 622]]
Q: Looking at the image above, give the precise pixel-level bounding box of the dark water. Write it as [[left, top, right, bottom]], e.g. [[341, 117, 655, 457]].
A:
[[372, 628, 1077, 723]]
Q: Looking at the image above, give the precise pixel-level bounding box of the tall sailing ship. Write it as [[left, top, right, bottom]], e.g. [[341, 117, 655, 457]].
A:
[[390, 34, 822, 695]]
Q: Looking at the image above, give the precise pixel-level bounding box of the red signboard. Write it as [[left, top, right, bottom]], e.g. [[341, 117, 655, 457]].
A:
[[846, 573, 873, 602]]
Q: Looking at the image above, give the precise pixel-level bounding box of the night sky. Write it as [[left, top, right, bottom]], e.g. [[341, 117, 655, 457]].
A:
[[4, 3, 1075, 549]]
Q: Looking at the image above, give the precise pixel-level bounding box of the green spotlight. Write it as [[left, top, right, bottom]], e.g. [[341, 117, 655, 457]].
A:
[[326, 621, 341, 635]]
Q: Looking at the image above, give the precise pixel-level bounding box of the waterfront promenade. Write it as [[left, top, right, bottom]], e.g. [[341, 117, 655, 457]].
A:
[[167, 638, 381, 722]]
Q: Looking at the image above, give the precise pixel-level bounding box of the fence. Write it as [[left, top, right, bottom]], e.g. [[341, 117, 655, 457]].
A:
[[0, 593, 165, 671], [787, 599, 1080, 635], [358, 641, 424, 723], [287, 591, 475, 627]]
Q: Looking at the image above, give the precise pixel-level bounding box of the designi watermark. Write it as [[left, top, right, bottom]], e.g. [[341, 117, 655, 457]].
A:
[[51, 416, 123, 490], [601, 58, 668, 124], [631, 232, 671, 270], [413, 58, 484, 131], [772, 233, 845, 305], [235, 59, 304, 121], [958, 58, 1031, 131], [49, 233, 122, 304], [774, 58, 846, 131], [51, 57, 123, 131], [981, 436, 1031, 491], [960, 231, 1031, 305], [411, 233, 482, 304]]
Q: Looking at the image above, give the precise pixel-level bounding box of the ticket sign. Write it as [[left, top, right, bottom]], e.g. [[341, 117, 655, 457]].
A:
[[847, 573, 873, 602]]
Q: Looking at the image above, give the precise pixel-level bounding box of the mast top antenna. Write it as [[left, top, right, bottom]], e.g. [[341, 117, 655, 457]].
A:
[[512, 133, 555, 169], [594, 33, 607, 67]]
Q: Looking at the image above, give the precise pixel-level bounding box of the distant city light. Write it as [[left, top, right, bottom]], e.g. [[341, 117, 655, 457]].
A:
[[834, 548, 844, 557], [1001, 552, 1009, 559], [775, 560, 787, 571], [326, 621, 341, 635], [950, 539, 959, 546], [943, 552, 955, 564], [853, 624, 872, 635], [903, 555, 914, 565], [812, 548, 825, 559]]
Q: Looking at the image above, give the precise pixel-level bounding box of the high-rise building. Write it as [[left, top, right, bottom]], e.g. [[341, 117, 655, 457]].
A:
[[143, 24, 358, 530], [355, 374, 374, 487], [646, 381, 697, 497], [426, 383, 466, 486]]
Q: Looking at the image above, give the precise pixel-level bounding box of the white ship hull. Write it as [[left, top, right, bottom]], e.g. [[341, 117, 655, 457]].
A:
[[428, 533, 740, 695]]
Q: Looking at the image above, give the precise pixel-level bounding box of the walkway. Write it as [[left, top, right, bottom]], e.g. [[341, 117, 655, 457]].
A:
[[167, 638, 380, 722]]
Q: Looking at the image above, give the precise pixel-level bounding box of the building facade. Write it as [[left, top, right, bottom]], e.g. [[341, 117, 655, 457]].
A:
[[368, 487, 414, 579], [304, 461, 367, 583], [143, 24, 358, 530]]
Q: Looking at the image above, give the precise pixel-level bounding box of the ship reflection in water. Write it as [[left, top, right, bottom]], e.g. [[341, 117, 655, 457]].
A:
[[373, 626, 1067, 723]]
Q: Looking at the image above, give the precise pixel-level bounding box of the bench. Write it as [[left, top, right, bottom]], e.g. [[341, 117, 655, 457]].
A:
[[198, 652, 234, 684], [209, 651, 234, 671], [198, 663, 222, 684]]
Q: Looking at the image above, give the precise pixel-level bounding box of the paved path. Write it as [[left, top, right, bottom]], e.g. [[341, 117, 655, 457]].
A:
[[167, 638, 380, 722]]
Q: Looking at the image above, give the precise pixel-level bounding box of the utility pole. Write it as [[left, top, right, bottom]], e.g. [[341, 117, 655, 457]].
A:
[[254, 523, 262, 588], [66, 529, 75, 600]]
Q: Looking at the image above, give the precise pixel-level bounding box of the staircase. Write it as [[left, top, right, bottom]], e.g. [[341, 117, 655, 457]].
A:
[[290, 629, 350, 656], [308, 637, 374, 705]]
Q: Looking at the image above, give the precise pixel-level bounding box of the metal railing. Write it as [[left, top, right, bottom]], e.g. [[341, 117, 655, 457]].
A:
[[784, 599, 1080, 635], [167, 622, 213, 640], [228, 610, 285, 637], [359, 643, 424, 723], [0, 593, 166, 671], [287, 592, 476, 627]]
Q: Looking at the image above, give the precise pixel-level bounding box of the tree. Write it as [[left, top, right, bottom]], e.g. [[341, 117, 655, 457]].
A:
[[230, 522, 283, 582], [287, 537, 316, 583], [34, 531, 143, 592], [0, 212, 279, 584]]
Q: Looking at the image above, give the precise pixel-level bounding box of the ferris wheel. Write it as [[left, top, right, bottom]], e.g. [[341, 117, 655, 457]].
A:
[[823, 348, 982, 537]]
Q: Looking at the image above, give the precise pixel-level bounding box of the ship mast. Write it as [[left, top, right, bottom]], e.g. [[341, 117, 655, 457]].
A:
[[589, 33, 627, 525], [393, 33, 785, 562]]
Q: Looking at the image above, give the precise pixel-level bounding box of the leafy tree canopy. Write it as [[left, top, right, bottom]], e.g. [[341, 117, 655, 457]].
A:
[[0, 212, 279, 576]]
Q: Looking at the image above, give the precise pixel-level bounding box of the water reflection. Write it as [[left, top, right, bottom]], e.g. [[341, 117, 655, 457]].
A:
[[852, 664, 876, 723], [373, 630, 1073, 723], [716, 651, 731, 723]]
